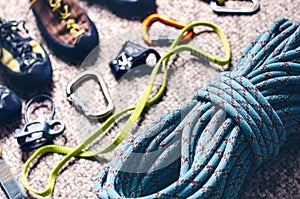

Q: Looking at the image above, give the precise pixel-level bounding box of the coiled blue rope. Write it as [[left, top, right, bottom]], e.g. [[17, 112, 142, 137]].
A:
[[94, 18, 300, 199]]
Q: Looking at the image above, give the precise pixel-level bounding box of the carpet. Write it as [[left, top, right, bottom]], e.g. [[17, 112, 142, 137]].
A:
[[0, 0, 299, 198]]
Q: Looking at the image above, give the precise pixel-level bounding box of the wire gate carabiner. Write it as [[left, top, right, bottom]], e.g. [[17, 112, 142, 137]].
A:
[[66, 70, 114, 120], [142, 13, 195, 46], [210, 0, 260, 14], [14, 94, 65, 152]]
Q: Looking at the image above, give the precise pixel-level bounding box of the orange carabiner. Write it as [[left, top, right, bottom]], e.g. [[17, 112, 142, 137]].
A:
[[142, 14, 195, 46]]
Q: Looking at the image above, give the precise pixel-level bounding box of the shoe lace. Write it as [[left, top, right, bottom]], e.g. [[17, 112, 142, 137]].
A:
[[30, 0, 86, 39], [0, 20, 43, 72]]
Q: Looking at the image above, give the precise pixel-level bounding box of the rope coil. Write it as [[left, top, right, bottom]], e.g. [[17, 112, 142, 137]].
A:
[[94, 18, 300, 199]]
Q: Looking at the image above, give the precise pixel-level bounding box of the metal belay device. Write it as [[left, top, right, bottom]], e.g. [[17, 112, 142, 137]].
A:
[[14, 95, 65, 152], [94, 18, 300, 198]]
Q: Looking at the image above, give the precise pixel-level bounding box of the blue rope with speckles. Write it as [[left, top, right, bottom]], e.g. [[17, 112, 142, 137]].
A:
[[94, 18, 300, 199]]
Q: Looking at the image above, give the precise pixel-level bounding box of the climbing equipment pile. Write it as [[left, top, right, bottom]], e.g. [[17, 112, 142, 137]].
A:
[[94, 18, 300, 198], [21, 21, 230, 197]]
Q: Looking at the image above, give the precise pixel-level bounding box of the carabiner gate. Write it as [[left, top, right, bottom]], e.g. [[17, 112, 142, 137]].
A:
[[142, 14, 195, 46], [210, 0, 260, 14], [66, 70, 114, 120]]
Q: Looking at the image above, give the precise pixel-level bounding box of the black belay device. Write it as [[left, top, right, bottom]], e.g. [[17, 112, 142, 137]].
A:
[[109, 41, 160, 80], [14, 95, 65, 152]]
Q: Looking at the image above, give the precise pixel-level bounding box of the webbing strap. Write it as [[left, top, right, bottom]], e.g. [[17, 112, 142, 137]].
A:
[[22, 21, 231, 197]]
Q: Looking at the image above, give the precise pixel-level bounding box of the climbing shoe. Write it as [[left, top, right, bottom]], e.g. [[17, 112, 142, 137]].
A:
[[0, 85, 22, 126], [108, 0, 157, 20], [0, 19, 52, 88], [30, 0, 99, 63]]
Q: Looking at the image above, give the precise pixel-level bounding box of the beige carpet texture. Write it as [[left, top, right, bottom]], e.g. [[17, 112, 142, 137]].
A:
[[0, 0, 300, 198]]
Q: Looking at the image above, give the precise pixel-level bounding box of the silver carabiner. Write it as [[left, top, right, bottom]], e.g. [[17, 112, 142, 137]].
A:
[[66, 70, 114, 120], [210, 0, 260, 14]]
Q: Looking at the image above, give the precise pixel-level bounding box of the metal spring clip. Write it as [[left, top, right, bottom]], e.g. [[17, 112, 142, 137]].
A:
[[14, 95, 65, 152], [210, 0, 260, 14], [109, 41, 161, 80]]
